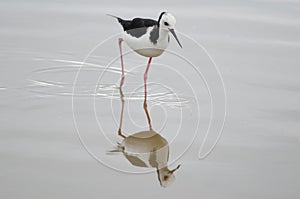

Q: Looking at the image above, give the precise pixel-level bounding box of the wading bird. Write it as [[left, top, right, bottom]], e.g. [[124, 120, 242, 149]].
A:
[[108, 12, 182, 89]]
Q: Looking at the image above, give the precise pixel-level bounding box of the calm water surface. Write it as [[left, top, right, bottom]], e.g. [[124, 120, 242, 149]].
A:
[[0, 0, 299, 198]]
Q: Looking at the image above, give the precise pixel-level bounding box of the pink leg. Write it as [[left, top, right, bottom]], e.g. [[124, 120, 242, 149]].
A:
[[144, 57, 153, 95], [118, 38, 125, 87]]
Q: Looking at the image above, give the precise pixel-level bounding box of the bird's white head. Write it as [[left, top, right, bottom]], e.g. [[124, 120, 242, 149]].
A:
[[157, 164, 181, 188], [158, 12, 182, 48], [159, 12, 177, 30]]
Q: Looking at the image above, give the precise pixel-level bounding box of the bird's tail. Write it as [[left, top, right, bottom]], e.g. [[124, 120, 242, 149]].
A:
[[106, 142, 124, 155], [106, 14, 123, 23]]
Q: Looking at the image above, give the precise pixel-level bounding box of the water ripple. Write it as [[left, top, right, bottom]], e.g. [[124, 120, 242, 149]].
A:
[[26, 58, 190, 107], [0, 86, 7, 91], [31, 58, 132, 75], [27, 79, 189, 107]]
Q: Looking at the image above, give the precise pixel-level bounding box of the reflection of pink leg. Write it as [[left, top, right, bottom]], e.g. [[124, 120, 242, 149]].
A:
[[143, 57, 153, 131], [144, 57, 152, 95], [118, 87, 126, 138], [118, 38, 125, 87], [143, 94, 152, 131]]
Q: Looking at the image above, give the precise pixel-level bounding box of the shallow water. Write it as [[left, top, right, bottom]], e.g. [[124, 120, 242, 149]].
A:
[[0, 0, 299, 198]]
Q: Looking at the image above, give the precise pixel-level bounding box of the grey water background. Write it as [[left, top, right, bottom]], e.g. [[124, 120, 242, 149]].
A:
[[0, 0, 299, 198]]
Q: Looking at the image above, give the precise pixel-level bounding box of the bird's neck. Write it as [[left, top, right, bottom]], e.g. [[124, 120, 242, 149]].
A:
[[158, 28, 169, 40], [157, 166, 169, 172]]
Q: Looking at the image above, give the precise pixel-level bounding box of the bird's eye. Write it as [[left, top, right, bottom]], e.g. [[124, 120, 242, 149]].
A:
[[164, 22, 169, 26]]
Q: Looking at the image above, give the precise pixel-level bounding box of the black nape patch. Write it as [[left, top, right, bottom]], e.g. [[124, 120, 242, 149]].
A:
[[158, 12, 166, 26], [150, 26, 159, 44]]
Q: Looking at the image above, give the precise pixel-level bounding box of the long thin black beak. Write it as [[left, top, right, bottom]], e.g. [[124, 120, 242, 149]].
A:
[[169, 28, 183, 48], [171, 164, 181, 173]]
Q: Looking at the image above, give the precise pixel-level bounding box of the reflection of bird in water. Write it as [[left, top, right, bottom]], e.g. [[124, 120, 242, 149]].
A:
[[113, 129, 180, 187], [107, 12, 182, 88], [109, 85, 180, 187]]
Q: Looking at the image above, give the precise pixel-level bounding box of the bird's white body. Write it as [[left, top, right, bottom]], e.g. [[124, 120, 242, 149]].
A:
[[123, 27, 169, 57]]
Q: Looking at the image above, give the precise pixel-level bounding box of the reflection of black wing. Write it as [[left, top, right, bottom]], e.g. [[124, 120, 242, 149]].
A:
[[124, 154, 148, 167], [116, 17, 158, 38]]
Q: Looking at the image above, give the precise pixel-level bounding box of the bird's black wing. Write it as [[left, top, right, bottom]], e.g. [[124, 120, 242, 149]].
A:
[[112, 16, 158, 38], [115, 17, 157, 30], [127, 18, 158, 30]]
